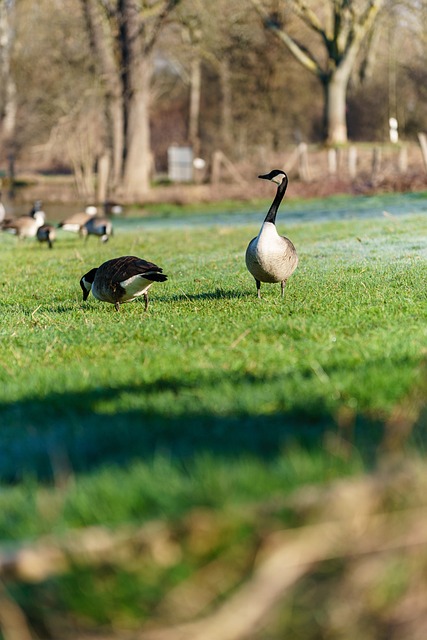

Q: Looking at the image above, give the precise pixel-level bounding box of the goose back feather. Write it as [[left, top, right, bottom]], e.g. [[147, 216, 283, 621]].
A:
[[80, 255, 168, 311], [59, 206, 97, 233]]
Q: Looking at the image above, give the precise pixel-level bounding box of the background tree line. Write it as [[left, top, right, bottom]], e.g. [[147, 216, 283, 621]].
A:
[[0, 0, 426, 201]]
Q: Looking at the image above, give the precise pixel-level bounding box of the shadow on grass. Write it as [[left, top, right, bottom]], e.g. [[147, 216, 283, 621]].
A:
[[0, 370, 394, 483], [166, 288, 253, 302]]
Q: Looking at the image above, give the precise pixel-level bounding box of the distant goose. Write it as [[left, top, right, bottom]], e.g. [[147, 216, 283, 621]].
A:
[[37, 224, 56, 248], [1, 199, 44, 229], [80, 255, 168, 311], [29, 200, 45, 217], [245, 169, 298, 298], [58, 205, 97, 233], [80, 216, 113, 242], [0, 194, 6, 224], [104, 201, 123, 216], [2, 210, 46, 239]]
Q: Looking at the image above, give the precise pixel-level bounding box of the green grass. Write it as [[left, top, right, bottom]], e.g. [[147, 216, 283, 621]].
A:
[[2, 197, 427, 632], [1, 207, 427, 535]]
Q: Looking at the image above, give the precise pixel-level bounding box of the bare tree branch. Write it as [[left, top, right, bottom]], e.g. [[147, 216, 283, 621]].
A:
[[249, 0, 322, 77], [144, 0, 180, 55]]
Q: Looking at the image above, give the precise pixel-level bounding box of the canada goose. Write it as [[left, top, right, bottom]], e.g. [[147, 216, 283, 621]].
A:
[[104, 201, 123, 216], [0, 194, 6, 224], [2, 210, 46, 239], [245, 169, 298, 298], [29, 200, 45, 217], [58, 205, 97, 233], [37, 224, 56, 248], [1, 199, 44, 229], [80, 216, 113, 243], [80, 255, 168, 311]]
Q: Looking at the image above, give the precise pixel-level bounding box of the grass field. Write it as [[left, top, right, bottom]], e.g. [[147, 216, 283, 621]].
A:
[[1, 193, 427, 635]]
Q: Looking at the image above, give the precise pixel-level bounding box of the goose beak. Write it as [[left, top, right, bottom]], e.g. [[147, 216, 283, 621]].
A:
[[258, 172, 284, 185]]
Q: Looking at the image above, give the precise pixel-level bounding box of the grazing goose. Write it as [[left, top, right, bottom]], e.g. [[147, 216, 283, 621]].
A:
[[80, 216, 113, 242], [245, 169, 298, 298], [58, 205, 97, 233], [2, 210, 46, 239], [80, 255, 168, 311], [37, 224, 56, 248]]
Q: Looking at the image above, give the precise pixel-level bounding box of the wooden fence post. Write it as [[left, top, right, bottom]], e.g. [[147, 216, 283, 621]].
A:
[[372, 147, 382, 184], [211, 151, 222, 185], [328, 148, 337, 176], [210, 150, 247, 185], [297, 143, 310, 182], [348, 146, 358, 179], [397, 146, 408, 174], [97, 152, 110, 203], [418, 133, 427, 172]]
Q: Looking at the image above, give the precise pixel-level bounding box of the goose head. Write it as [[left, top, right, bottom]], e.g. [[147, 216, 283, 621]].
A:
[[80, 267, 98, 301], [30, 200, 44, 216], [258, 169, 288, 186]]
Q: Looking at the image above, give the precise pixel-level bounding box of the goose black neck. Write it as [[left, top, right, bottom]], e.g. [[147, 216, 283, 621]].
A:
[[264, 175, 288, 225]]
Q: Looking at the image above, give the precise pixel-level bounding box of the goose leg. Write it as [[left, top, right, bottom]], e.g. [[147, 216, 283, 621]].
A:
[[281, 280, 287, 297], [144, 292, 149, 311], [114, 302, 120, 311], [256, 279, 261, 299]]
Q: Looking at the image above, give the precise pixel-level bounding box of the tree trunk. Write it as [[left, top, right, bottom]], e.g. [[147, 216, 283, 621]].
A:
[[82, 0, 178, 200], [251, 0, 385, 146], [0, 2, 16, 147], [123, 59, 152, 197], [324, 71, 349, 145], [120, 0, 153, 199], [81, 0, 124, 191], [188, 55, 201, 156], [109, 96, 125, 190], [219, 58, 232, 152]]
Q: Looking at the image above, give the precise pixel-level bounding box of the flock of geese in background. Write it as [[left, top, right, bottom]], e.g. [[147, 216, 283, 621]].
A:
[[0, 169, 298, 311]]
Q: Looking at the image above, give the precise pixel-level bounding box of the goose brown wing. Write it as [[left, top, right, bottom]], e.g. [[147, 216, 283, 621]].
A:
[[106, 256, 163, 282]]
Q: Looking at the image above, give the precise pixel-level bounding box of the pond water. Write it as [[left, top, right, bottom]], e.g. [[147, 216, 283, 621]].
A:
[[8, 191, 427, 231]]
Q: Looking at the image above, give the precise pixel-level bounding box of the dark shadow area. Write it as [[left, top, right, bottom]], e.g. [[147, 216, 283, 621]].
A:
[[0, 370, 393, 483]]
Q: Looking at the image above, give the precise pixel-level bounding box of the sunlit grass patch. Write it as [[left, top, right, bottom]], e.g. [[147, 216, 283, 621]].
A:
[[0, 204, 426, 535]]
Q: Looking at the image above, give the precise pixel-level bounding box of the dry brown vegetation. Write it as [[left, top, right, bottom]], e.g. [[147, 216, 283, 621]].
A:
[[15, 141, 427, 206]]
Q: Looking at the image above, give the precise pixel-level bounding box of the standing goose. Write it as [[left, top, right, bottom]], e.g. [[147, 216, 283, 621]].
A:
[[1, 199, 44, 229], [245, 169, 298, 298], [2, 210, 46, 239], [80, 255, 168, 312]]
